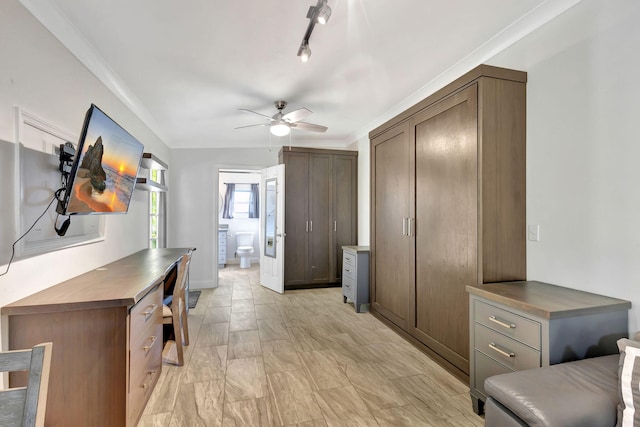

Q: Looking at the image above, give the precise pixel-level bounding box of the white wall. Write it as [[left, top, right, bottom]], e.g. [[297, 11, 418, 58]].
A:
[[169, 148, 279, 288], [489, 0, 640, 330], [355, 0, 640, 331], [0, 0, 170, 357]]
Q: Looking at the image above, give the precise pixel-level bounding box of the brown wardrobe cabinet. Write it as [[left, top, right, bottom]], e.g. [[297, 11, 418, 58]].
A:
[[279, 147, 357, 289], [369, 65, 527, 382]]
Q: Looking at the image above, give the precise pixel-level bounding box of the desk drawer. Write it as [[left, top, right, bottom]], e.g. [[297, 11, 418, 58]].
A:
[[474, 299, 541, 349], [129, 337, 161, 425], [130, 285, 162, 344], [474, 349, 513, 399], [474, 323, 540, 371]]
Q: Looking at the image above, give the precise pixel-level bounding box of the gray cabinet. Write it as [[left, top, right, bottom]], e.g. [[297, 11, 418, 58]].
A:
[[341, 246, 369, 313], [467, 280, 631, 415], [218, 229, 227, 267]]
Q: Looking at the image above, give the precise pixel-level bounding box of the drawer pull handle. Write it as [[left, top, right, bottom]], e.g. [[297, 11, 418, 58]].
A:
[[489, 315, 516, 329], [143, 335, 158, 351], [142, 304, 159, 317], [345, 268, 351, 272], [489, 342, 515, 358]]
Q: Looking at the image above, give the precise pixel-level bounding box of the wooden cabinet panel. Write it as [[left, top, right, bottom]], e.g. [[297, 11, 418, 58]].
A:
[[332, 155, 358, 282], [412, 85, 478, 372], [370, 123, 413, 329], [283, 151, 310, 286], [309, 153, 331, 283], [369, 65, 527, 382], [280, 147, 358, 289]]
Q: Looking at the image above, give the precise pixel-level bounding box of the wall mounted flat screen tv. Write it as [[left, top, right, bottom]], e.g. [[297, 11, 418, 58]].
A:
[[57, 104, 144, 215]]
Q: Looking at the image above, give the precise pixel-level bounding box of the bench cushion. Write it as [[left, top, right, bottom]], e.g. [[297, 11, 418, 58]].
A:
[[485, 355, 620, 427]]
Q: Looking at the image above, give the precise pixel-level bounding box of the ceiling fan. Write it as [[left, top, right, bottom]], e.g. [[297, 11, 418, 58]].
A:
[[235, 100, 328, 136]]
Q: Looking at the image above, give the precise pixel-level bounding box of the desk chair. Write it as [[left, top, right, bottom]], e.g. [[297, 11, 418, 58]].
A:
[[162, 251, 192, 366], [0, 342, 53, 427]]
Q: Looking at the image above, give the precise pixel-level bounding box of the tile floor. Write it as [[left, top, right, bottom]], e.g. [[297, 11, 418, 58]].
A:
[[139, 265, 484, 426]]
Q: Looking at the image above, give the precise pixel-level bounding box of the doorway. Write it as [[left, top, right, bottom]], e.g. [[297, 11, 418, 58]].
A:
[[216, 166, 285, 293]]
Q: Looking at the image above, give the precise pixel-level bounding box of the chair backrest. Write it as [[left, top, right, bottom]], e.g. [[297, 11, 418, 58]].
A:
[[0, 342, 53, 427], [172, 251, 193, 307]]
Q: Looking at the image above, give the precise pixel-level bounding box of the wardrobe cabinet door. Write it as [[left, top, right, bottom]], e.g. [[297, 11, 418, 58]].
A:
[[412, 85, 478, 374], [370, 122, 413, 329], [308, 153, 332, 284], [332, 154, 358, 282], [283, 152, 309, 286]]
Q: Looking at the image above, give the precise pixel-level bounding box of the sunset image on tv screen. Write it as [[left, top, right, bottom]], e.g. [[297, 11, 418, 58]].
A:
[[66, 108, 144, 214]]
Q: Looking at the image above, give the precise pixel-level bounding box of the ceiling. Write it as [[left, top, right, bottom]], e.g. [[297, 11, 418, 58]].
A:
[[22, 0, 581, 149]]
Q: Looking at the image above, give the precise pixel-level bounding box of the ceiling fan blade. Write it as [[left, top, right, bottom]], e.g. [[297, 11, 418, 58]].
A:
[[282, 107, 312, 123], [292, 122, 328, 132], [234, 123, 269, 130], [238, 109, 275, 122]]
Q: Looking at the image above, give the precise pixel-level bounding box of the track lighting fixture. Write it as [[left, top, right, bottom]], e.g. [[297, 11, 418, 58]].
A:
[[317, 2, 331, 25], [296, 0, 331, 62], [300, 42, 311, 62]]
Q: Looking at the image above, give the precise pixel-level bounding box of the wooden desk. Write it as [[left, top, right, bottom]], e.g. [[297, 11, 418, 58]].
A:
[[2, 248, 191, 427]]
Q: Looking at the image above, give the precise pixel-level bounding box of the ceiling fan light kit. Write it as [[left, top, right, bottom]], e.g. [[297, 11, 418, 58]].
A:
[[270, 122, 291, 136], [297, 0, 331, 62], [236, 100, 328, 137]]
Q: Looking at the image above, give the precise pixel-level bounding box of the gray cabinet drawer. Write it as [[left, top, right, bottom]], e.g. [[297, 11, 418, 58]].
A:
[[474, 323, 540, 371], [343, 263, 355, 282], [474, 299, 541, 349], [474, 350, 513, 399], [342, 280, 354, 300], [343, 252, 356, 268]]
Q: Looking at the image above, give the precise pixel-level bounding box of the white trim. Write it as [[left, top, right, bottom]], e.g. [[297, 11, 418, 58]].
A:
[[348, 0, 585, 144], [12, 107, 105, 258]]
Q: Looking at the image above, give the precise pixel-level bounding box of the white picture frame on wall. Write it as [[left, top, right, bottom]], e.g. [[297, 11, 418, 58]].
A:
[[12, 107, 105, 259]]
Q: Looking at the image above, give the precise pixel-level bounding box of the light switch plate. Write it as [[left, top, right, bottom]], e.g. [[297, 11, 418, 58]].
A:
[[527, 224, 540, 242]]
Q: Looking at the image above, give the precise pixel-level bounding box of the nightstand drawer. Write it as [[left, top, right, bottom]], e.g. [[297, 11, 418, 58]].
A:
[[342, 263, 355, 282], [343, 252, 356, 268], [475, 323, 540, 371], [474, 299, 541, 349]]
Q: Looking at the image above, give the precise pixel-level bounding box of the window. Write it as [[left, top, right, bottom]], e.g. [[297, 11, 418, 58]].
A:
[[232, 186, 251, 218], [222, 183, 259, 219], [149, 168, 166, 248]]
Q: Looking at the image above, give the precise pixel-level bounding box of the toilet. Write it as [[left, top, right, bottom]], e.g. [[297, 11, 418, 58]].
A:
[[235, 232, 254, 268]]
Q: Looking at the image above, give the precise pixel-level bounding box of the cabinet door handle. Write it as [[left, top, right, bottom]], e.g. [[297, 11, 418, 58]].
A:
[[310, 221, 313, 232], [334, 221, 337, 232], [489, 315, 516, 329], [408, 217, 413, 237], [143, 335, 158, 351], [402, 218, 407, 236], [489, 342, 515, 358], [306, 221, 309, 232], [141, 304, 158, 317]]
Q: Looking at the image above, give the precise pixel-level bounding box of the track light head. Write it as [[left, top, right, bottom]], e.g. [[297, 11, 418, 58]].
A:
[[317, 2, 331, 24], [300, 42, 311, 62]]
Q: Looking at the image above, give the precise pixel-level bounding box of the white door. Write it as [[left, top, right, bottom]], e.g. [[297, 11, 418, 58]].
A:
[[259, 164, 285, 293]]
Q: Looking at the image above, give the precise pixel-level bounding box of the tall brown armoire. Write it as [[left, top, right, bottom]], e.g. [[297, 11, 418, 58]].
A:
[[279, 147, 357, 289], [370, 65, 527, 382]]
